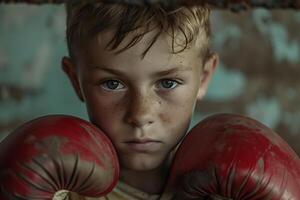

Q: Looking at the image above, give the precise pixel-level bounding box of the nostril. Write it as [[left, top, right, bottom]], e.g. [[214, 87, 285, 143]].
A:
[[127, 118, 154, 128], [146, 120, 154, 126]]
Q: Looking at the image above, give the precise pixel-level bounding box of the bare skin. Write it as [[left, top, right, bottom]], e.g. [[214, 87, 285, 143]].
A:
[[62, 29, 218, 194]]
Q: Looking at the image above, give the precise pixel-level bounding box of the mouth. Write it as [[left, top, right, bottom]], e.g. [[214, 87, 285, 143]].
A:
[[124, 138, 162, 152]]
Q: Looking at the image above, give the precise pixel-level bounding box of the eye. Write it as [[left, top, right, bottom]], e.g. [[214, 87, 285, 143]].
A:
[[157, 79, 179, 90], [100, 80, 125, 91]]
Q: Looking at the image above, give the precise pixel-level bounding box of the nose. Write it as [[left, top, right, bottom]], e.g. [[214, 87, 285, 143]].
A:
[[125, 90, 156, 128]]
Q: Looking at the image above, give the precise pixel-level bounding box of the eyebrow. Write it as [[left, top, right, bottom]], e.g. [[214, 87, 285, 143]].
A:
[[92, 65, 192, 77]]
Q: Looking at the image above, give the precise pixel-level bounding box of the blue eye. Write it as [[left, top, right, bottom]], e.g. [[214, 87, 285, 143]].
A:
[[101, 80, 125, 91], [158, 79, 179, 90]]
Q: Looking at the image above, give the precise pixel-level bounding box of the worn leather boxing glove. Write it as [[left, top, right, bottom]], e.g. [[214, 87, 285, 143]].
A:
[[0, 115, 119, 200], [166, 113, 300, 200]]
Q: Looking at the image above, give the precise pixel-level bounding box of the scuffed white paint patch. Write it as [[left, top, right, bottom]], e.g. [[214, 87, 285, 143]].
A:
[[1, 5, 40, 29], [0, 48, 8, 70], [212, 24, 242, 50], [294, 12, 300, 23], [21, 40, 52, 89], [283, 111, 300, 135], [206, 62, 246, 101], [246, 96, 281, 129], [252, 9, 300, 64]]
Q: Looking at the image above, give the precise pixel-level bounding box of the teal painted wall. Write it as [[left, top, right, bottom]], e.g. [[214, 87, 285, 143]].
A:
[[0, 5, 87, 141], [1, 5, 300, 154]]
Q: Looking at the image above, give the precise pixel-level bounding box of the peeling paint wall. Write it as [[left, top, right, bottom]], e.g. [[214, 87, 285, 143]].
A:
[[1, 5, 300, 154], [193, 9, 300, 155], [0, 5, 87, 141]]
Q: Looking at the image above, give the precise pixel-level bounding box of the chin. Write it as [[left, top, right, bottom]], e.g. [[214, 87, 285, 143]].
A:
[[121, 153, 166, 171]]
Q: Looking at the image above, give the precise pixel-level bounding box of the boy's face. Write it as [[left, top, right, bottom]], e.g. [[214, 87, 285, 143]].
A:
[[62, 30, 217, 172]]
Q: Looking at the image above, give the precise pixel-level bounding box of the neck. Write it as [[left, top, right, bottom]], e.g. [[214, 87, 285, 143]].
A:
[[120, 160, 169, 194]]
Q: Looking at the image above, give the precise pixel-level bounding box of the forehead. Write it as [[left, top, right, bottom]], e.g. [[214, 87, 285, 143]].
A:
[[79, 29, 203, 70]]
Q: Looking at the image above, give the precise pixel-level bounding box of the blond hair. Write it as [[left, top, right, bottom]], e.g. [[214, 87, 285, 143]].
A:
[[66, 2, 211, 60]]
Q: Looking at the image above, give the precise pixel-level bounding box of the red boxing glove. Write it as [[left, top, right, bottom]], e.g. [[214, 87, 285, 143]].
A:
[[166, 113, 300, 199], [0, 115, 119, 200]]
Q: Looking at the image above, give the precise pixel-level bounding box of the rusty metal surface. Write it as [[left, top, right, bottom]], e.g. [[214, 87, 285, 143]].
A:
[[0, 0, 300, 10]]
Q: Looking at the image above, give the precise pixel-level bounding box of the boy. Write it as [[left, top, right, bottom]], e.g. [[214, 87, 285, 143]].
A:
[[62, 1, 218, 199]]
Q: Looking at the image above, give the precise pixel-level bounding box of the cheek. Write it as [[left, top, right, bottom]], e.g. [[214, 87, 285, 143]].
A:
[[88, 102, 125, 145], [83, 90, 124, 134], [159, 93, 197, 137], [160, 91, 197, 120]]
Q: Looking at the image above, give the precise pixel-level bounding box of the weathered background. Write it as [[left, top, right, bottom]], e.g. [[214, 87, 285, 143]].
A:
[[0, 5, 299, 154]]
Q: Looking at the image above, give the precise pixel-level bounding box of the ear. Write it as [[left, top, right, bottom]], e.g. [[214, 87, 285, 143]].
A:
[[61, 57, 85, 102], [197, 53, 219, 100]]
